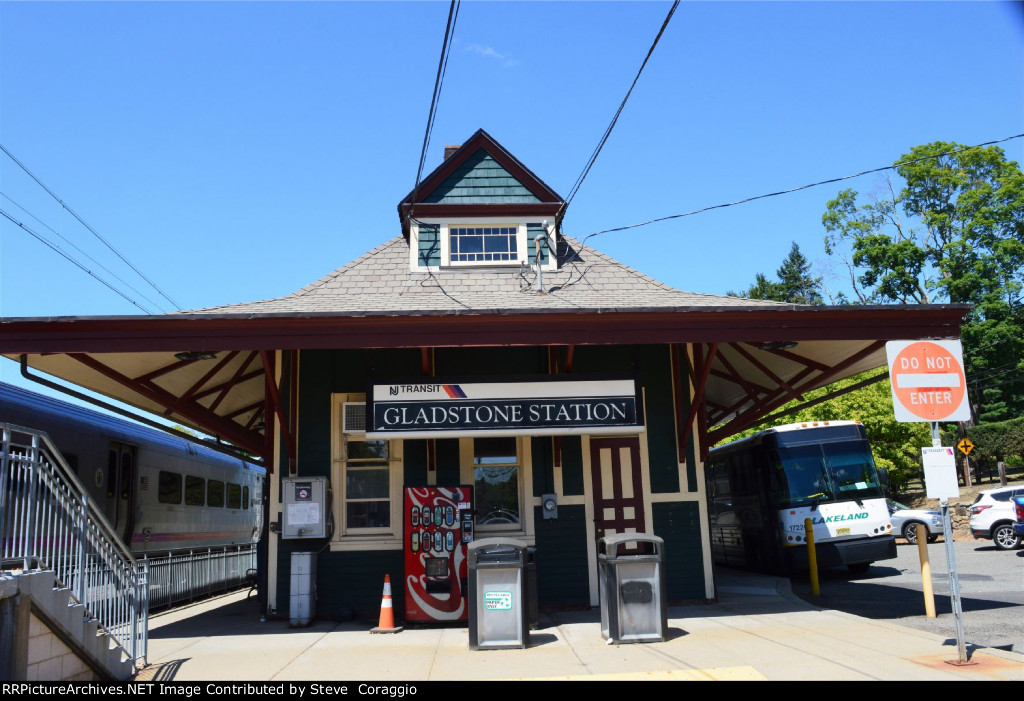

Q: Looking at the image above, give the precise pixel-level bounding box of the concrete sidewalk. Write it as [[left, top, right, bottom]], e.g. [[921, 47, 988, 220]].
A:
[[134, 572, 1023, 682]]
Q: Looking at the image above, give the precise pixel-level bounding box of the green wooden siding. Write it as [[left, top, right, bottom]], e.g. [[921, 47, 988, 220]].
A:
[[404, 439, 429, 487], [276, 539, 405, 623], [417, 224, 440, 267], [434, 438, 460, 486], [639, 345, 680, 494], [432, 346, 548, 376], [560, 435, 584, 496], [531, 436, 554, 497], [533, 504, 591, 607], [526, 223, 550, 264], [424, 150, 540, 204], [652, 501, 707, 601]]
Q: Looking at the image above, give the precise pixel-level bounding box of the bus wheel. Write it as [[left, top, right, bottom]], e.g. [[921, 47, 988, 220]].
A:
[[847, 562, 870, 575]]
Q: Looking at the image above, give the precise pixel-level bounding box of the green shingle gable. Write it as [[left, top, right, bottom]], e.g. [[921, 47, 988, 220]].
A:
[[424, 150, 541, 204]]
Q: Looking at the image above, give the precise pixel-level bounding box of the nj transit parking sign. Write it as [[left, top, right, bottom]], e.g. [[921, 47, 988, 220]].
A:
[[886, 340, 971, 423]]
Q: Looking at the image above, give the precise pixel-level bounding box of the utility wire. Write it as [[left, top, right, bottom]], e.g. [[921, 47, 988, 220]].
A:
[[407, 0, 460, 225], [0, 207, 155, 314], [559, 1, 678, 219], [0, 143, 182, 311], [563, 133, 1024, 267], [0, 191, 170, 314]]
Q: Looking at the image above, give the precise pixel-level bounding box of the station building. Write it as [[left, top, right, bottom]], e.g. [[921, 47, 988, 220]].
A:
[[1, 129, 968, 622]]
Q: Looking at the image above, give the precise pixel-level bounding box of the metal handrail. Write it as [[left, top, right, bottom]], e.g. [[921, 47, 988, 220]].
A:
[[1, 422, 148, 667]]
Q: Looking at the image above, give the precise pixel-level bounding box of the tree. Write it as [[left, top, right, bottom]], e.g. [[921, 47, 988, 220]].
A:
[[822, 141, 1024, 422], [728, 242, 824, 304]]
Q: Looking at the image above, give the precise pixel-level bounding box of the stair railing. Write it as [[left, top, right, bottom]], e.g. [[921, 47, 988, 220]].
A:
[[1, 422, 147, 667]]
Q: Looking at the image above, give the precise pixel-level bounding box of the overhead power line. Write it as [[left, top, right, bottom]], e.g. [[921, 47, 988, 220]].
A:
[[0, 192, 170, 313], [0, 207, 155, 314], [571, 132, 1024, 251], [0, 143, 182, 311], [407, 0, 461, 223], [560, 1, 679, 218]]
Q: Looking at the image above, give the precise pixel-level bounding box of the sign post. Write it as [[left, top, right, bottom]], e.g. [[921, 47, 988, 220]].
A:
[[886, 340, 973, 666]]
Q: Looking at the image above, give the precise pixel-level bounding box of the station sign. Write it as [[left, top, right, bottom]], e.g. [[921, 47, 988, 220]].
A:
[[886, 340, 970, 423], [366, 376, 643, 439]]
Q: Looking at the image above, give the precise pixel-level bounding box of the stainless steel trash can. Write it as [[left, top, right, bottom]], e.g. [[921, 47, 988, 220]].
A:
[[467, 538, 529, 650], [598, 533, 667, 644]]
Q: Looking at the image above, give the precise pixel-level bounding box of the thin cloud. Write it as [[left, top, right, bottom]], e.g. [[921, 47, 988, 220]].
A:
[[466, 43, 519, 68]]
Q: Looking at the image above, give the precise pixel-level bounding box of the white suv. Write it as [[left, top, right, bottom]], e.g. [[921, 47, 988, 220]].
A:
[[969, 485, 1024, 550]]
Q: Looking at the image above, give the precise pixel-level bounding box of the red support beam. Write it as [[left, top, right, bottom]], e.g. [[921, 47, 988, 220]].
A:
[[729, 342, 804, 402], [67, 353, 263, 455], [260, 350, 296, 473], [678, 342, 718, 463], [710, 340, 887, 442]]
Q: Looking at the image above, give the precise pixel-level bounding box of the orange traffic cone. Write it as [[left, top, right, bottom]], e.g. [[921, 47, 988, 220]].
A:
[[370, 574, 403, 634]]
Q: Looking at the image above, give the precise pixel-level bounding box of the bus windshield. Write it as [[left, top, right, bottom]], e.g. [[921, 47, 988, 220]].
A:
[[772, 439, 884, 508]]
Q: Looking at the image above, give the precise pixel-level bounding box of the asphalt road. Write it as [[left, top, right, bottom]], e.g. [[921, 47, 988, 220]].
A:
[[787, 537, 1024, 654]]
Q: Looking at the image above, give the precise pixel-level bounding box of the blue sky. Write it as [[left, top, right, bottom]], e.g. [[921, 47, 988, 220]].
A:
[[1, 1, 1022, 397]]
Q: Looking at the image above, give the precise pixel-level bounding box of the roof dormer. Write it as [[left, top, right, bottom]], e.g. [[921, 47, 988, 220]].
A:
[[398, 130, 564, 272]]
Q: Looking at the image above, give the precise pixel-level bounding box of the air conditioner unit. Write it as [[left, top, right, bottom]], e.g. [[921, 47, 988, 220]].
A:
[[342, 402, 366, 434]]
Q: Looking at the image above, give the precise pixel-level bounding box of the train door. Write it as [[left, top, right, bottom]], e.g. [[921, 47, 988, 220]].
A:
[[105, 440, 137, 542], [589, 437, 646, 553]]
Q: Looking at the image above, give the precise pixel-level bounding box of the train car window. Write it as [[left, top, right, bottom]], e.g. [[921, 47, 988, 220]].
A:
[[120, 452, 132, 501], [208, 479, 225, 507], [158, 471, 182, 504], [243, 486, 250, 509], [185, 476, 205, 506], [227, 483, 241, 509]]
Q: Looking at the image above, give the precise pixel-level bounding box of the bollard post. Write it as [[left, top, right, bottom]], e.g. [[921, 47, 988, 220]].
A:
[[916, 524, 936, 618], [804, 518, 819, 597]]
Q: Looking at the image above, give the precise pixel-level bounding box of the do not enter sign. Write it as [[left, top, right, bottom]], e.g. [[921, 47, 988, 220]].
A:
[[886, 340, 971, 423]]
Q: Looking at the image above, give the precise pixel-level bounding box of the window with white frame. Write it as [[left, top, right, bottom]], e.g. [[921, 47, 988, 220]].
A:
[[450, 226, 518, 263], [342, 438, 393, 532], [470, 437, 522, 530], [332, 394, 402, 541], [411, 221, 556, 271]]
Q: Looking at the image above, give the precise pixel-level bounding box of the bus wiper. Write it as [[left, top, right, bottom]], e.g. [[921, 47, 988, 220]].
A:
[[807, 492, 827, 511]]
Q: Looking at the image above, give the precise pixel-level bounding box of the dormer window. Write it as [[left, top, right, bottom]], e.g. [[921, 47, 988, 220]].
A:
[[410, 220, 555, 271], [398, 130, 564, 273], [450, 226, 518, 263]]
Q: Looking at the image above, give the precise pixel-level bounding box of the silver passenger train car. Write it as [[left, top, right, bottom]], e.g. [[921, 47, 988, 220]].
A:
[[0, 381, 265, 556]]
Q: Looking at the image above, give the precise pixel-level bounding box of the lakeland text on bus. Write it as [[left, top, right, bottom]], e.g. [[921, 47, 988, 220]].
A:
[[706, 421, 896, 575]]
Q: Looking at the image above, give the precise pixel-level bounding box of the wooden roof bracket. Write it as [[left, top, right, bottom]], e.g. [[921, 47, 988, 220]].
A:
[[64, 352, 264, 455], [674, 342, 718, 463], [260, 350, 296, 473], [710, 340, 887, 443]]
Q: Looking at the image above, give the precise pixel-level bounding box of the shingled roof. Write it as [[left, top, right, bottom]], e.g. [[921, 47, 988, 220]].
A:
[[188, 234, 788, 316]]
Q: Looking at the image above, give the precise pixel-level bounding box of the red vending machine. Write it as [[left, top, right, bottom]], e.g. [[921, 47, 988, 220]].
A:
[[403, 486, 474, 623]]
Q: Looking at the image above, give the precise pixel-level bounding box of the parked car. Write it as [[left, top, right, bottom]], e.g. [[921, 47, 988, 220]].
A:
[[887, 499, 941, 544], [969, 485, 1024, 550], [1013, 496, 1024, 539]]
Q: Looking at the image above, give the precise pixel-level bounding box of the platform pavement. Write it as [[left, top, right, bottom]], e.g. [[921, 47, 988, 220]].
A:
[[134, 571, 1023, 683]]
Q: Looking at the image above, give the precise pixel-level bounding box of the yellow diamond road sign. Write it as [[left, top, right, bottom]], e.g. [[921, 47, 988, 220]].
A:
[[958, 438, 974, 455]]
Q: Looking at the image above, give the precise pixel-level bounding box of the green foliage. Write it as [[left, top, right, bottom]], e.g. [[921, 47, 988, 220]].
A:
[[728, 242, 824, 305], [961, 416, 1024, 464], [726, 370, 932, 500], [822, 141, 1024, 422]]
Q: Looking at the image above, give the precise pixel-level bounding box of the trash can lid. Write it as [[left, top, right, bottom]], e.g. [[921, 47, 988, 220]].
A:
[[598, 533, 663, 558], [467, 536, 527, 553], [599, 533, 663, 547]]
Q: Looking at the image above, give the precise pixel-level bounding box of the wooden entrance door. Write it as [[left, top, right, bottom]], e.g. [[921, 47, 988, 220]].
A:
[[589, 437, 646, 551]]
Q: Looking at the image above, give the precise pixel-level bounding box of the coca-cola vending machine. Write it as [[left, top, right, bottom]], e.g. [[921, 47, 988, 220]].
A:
[[403, 486, 474, 623]]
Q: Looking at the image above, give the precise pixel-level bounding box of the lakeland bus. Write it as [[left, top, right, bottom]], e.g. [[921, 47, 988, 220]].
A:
[[706, 420, 896, 575]]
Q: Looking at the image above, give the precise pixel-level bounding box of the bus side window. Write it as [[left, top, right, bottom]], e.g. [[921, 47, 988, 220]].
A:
[[768, 449, 789, 506]]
